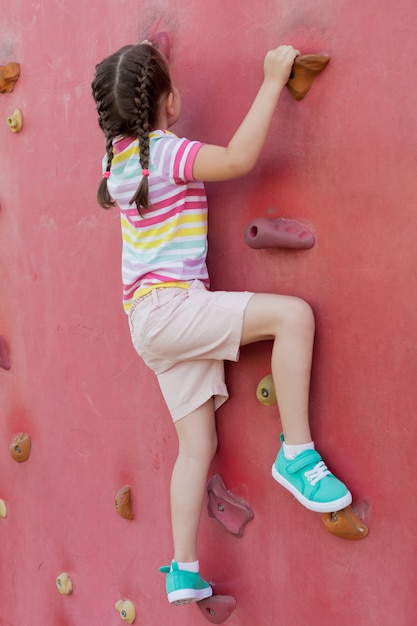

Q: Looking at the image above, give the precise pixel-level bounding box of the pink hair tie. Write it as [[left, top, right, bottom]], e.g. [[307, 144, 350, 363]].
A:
[[142, 169, 150, 177], [103, 171, 110, 179]]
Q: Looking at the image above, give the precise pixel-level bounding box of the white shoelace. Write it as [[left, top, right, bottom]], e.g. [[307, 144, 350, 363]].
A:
[[304, 461, 331, 486]]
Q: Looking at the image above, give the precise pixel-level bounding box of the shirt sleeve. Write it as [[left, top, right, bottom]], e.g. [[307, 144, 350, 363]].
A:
[[171, 138, 205, 183]]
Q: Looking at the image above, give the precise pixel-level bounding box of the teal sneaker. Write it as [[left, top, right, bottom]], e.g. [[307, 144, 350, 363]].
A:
[[159, 561, 213, 605], [272, 434, 352, 513]]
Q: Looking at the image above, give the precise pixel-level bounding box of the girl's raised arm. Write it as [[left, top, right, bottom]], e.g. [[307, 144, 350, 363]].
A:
[[192, 45, 299, 182]]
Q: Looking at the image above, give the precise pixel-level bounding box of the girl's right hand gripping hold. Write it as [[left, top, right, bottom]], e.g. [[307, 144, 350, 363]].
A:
[[192, 45, 300, 183]]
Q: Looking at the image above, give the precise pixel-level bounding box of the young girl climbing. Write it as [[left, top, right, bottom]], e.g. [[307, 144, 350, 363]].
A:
[[91, 41, 352, 605]]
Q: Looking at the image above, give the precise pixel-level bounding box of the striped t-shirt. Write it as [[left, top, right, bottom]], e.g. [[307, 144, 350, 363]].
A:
[[104, 130, 209, 313]]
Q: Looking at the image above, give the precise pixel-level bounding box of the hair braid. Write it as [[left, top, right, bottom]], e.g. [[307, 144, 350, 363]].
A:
[[92, 43, 172, 213], [130, 65, 152, 213]]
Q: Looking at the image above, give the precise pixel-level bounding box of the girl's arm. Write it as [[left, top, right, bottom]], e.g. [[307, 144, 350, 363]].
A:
[[192, 45, 299, 182]]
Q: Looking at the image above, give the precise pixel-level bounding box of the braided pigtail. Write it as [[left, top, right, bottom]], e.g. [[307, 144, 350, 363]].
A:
[[96, 130, 116, 209], [92, 43, 172, 213], [130, 64, 152, 214]]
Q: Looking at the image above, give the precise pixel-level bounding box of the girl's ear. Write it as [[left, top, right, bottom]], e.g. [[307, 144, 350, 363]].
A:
[[165, 91, 175, 116]]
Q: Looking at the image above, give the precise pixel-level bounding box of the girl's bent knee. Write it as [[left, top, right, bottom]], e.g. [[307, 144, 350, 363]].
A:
[[287, 298, 315, 334]]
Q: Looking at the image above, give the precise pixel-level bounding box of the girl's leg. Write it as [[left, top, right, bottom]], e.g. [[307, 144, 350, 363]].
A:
[[240, 293, 352, 513], [170, 397, 218, 563], [241, 293, 314, 444]]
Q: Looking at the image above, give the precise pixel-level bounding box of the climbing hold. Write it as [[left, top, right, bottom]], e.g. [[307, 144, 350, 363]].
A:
[[0, 336, 10, 370], [207, 474, 254, 537], [115, 599, 136, 624], [56, 573, 73, 595], [114, 485, 134, 520], [198, 595, 237, 624], [0, 62, 20, 93], [7, 109, 22, 133], [256, 374, 276, 406], [0, 499, 7, 518], [321, 504, 369, 540], [149, 31, 170, 59], [245, 217, 314, 250], [9, 432, 31, 463], [286, 54, 330, 101]]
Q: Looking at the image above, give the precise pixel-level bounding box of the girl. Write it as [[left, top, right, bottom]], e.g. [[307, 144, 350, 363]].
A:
[[91, 41, 351, 605]]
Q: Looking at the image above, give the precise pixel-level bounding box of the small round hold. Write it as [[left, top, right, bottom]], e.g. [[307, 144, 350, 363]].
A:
[[7, 109, 22, 133], [115, 485, 134, 520], [115, 599, 136, 624], [256, 375, 276, 406], [9, 432, 31, 462], [0, 499, 7, 518], [56, 572, 73, 595]]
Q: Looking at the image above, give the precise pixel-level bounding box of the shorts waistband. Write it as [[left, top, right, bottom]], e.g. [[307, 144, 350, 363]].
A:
[[129, 282, 201, 317]]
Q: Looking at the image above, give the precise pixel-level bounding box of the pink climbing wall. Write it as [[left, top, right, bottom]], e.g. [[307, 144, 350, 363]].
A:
[[1, 1, 417, 624]]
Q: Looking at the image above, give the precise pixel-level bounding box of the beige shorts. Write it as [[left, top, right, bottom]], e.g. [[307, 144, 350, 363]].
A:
[[128, 280, 254, 421]]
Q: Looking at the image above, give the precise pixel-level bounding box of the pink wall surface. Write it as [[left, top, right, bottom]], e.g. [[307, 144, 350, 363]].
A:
[[1, 1, 417, 625]]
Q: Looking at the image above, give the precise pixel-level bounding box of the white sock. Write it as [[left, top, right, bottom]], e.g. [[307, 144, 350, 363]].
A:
[[175, 560, 199, 573], [283, 441, 315, 460]]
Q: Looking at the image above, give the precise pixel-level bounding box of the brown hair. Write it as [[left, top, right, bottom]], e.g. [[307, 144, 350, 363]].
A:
[[91, 44, 172, 213]]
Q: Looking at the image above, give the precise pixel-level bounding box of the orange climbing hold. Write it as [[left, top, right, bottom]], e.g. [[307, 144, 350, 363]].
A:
[[321, 504, 369, 540], [9, 433, 31, 463], [286, 54, 330, 101]]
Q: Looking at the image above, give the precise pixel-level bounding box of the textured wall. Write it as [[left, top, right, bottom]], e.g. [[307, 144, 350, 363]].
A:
[[1, 1, 416, 624]]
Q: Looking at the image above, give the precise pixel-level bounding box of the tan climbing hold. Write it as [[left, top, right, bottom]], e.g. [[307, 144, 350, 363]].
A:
[[321, 505, 369, 540], [115, 599, 136, 624], [0, 499, 7, 518], [256, 374, 276, 406], [286, 54, 330, 101], [56, 572, 73, 595], [9, 432, 31, 462], [115, 485, 134, 520], [7, 108, 22, 133], [0, 62, 20, 93]]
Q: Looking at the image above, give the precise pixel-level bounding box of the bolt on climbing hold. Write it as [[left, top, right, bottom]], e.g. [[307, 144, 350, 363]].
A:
[[114, 485, 134, 520], [7, 109, 22, 133], [256, 374, 276, 406], [245, 216, 315, 250], [0, 62, 20, 93], [0, 336, 10, 370], [207, 474, 254, 537], [149, 31, 170, 59], [115, 599, 136, 624], [9, 432, 31, 462], [198, 595, 237, 624], [0, 499, 7, 518], [286, 54, 330, 101], [56, 573, 73, 595], [321, 503, 369, 540]]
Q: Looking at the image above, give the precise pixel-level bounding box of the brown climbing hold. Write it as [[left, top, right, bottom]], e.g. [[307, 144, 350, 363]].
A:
[[0, 62, 20, 93], [286, 54, 330, 101], [115, 485, 134, 520], [0, 336, 10, 370], [207, 474, 254, 537], [56, 572, 73, 595], [256, 374, 276, 406], [321, 504, 369, 540], [198, 595, 237, 624], [9, 432, 31, 463]]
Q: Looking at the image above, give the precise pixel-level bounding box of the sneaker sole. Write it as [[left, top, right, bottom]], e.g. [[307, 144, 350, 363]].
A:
[[168, 586, 213, 605], [272, 464, 352, 513]]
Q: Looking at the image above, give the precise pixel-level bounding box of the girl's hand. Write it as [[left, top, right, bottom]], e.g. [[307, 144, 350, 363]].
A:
[[263, 45, 300, 88]]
